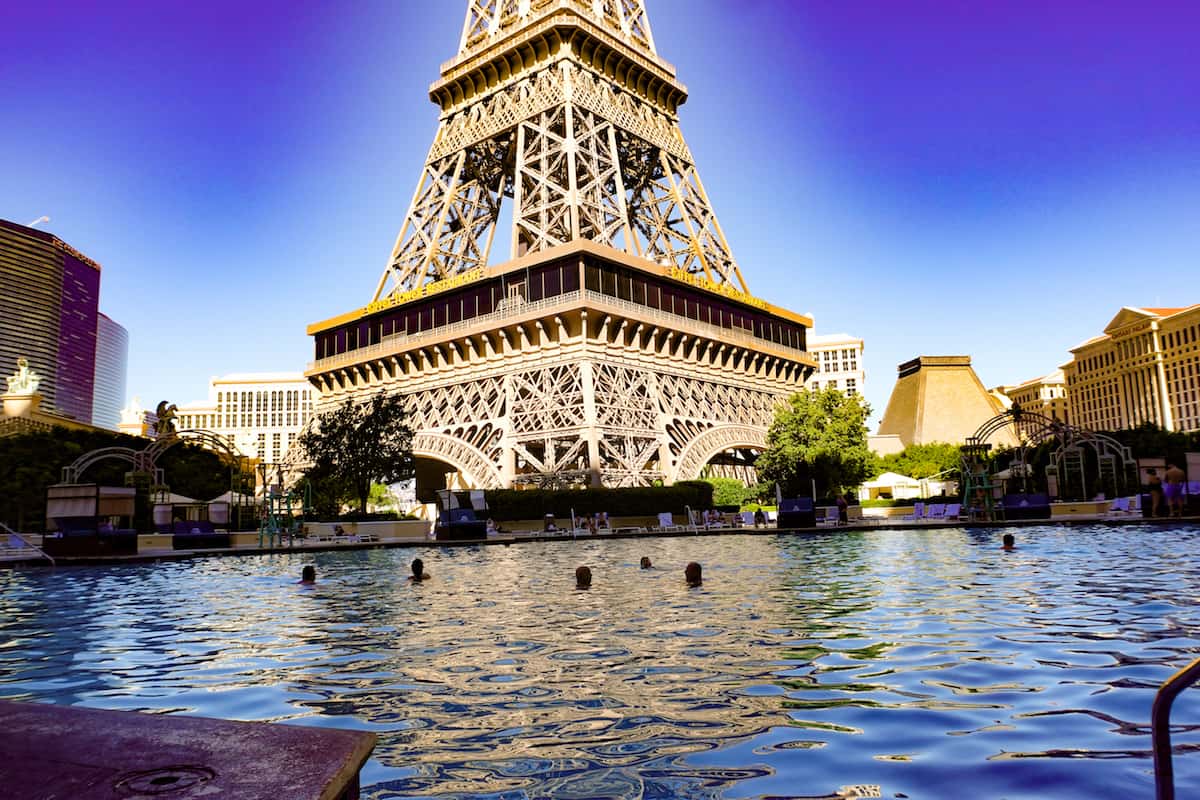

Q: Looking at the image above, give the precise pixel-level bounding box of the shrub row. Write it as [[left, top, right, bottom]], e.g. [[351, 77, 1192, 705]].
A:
[[485, 481, 714, 521], [861, 495, 960, 508]]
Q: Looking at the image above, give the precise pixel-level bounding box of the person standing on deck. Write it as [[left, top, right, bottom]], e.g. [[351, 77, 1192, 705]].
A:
[[1147, 469, 1164, 517], [1164, 463, 1186, 518]]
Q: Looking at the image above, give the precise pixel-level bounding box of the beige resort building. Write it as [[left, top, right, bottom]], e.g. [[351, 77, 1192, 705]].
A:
[[172, 373, 315, 463], [994, 369, 1069, 440], [1063, 305, 1200, 433]]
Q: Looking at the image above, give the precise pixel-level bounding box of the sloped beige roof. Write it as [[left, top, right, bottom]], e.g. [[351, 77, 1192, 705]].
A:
[[876, 356, 1017, 448]]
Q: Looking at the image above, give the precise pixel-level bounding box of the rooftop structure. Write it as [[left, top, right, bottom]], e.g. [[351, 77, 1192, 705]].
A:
[[877, 356, 1017, 448]]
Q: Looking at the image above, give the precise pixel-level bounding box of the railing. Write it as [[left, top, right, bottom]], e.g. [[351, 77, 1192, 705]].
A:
[[580, 290, 808, 357], [310, 292, 585, 372], [1153, 657, 1200, 799], [0, 522, 55, 566], [310, 288, 810, 373]]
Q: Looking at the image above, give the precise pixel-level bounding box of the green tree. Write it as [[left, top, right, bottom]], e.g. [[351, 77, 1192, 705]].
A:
[[756, 387, 874, 499], [298, 393, 415, 514], [702, 476, 748, 508], [876, 442, 961, 480], [0, 428, 245, 532], [368, 482, 395, 511]]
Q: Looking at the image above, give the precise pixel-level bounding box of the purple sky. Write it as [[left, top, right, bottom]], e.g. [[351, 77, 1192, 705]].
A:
[[1, 1, 1197, 425]]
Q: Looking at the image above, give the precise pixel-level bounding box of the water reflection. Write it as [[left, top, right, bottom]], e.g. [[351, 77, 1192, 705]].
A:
[[1, 526, 1199, 798]]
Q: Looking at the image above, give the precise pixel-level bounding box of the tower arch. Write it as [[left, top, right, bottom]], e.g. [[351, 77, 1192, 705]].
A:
[[669, 424, 767, 484], [412, 431, 504, 490]]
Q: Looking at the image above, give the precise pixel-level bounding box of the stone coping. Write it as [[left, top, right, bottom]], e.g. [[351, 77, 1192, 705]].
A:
[[0, 699, 374, 800]]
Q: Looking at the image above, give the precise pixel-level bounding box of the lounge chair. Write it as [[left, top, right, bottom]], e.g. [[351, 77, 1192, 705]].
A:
[[737, 511, 755, 527], [1105, 497, 1130, 517], [925, 503, 946, 521], [903, 501, 925, 521], [943, 503, 962, 521], [655, 512, 684, 532]]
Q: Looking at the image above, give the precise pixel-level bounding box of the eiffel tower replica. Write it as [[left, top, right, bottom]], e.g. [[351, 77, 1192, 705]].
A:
[[306, 0, 815, 489]]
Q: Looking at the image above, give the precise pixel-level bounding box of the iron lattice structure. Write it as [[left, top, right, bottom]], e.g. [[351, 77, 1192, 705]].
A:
[[373, 0, 745, 301], [308, 1, 815, 489]]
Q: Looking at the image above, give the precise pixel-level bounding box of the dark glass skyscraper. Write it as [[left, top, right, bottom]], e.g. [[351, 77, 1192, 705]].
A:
[[0, 218, 126, 425]]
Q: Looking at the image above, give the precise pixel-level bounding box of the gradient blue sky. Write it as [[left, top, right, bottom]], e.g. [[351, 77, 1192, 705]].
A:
[[2, 1, 1197, 426]]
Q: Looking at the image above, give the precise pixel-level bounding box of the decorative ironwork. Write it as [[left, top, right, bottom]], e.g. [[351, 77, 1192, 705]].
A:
[[960, 409, 1138, 516]]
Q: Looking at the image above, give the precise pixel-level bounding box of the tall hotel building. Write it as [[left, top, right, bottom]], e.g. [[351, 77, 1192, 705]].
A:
[[176, 373, 315, 463], [93, 313, 130, 430], [1064, 305, 1200, 433], [804, 333, 864, 396], [0, 218, 127, 427], [997, 369, 1069, 439]]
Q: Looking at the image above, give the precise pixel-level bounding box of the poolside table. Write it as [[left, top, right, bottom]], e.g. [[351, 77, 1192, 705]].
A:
[[0, 700, 375, 799]]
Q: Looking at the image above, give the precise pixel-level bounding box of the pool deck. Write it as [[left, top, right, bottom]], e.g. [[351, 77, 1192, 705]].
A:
[[0, 699, 375, 799], [2, 513, 1197, 568]]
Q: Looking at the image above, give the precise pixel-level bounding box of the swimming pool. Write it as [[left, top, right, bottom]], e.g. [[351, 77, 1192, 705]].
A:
[[2, 525, 1199, 798]]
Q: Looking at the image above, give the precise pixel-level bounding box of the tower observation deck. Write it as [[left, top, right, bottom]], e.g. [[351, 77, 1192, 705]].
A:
[[307, 0, 815, 489]]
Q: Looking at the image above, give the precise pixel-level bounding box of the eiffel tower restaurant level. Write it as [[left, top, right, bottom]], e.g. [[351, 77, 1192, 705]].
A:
[[305, 243, 814, 488]]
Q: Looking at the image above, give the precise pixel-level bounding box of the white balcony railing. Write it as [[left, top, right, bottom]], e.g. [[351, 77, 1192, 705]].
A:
[[309, 289, 808, 372]]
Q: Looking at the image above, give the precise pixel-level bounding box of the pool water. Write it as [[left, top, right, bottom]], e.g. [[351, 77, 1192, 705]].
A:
[[3, 525, 1200, 798]]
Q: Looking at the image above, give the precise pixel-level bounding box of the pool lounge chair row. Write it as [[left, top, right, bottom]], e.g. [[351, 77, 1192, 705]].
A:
[[307, 528, 380, 544], [902, 502, 966, 522]]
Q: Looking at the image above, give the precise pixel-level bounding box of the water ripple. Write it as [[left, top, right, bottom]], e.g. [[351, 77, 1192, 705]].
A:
[[2, 526, 1199, 798]]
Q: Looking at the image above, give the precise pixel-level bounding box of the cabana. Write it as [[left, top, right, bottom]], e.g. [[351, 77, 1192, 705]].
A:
[[859, 472, 922, 501]]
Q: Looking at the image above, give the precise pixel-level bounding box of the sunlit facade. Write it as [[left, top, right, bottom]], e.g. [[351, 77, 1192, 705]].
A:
[[1063, 305, 1200, 433], [92, 313, 129, 430], [996, 368, 1068, 439], [804, 333, 864, 396], [176, 373, 315, 463]]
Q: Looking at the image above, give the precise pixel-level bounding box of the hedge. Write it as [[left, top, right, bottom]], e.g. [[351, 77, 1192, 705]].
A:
[[484, 481, 714, 521], [861, 495, 960, 508]]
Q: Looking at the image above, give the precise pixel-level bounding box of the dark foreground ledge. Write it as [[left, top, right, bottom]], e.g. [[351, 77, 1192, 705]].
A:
[[0, 700, 375, 800]]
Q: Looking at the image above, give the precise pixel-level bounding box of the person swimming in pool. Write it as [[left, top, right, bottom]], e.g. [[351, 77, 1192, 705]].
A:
[[409, 558, 429, 581], [1001, 533, 1016, 551], [685, 561, 702, 586], [640, 556, 652, 569], [299, 565, 316, 584], [575, 565, 592, 589]]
